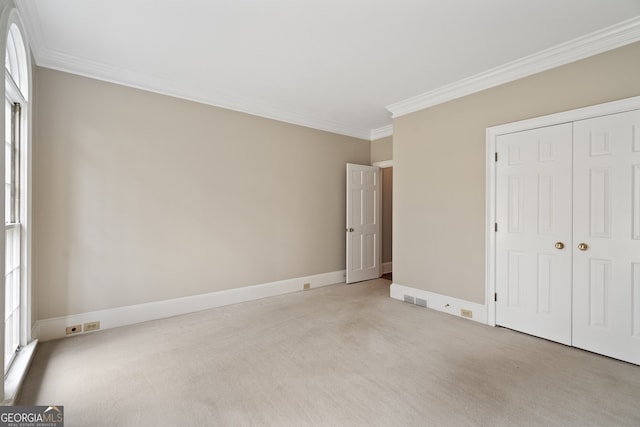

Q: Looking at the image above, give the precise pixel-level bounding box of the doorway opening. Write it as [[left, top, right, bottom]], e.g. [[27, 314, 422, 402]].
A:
[[375, 161, 392, 281]]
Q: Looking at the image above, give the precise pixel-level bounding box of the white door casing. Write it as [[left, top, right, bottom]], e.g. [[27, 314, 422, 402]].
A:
[[346, 164, 381, 284], [495, 124, 573, 345], [572, 110, 640, 365]]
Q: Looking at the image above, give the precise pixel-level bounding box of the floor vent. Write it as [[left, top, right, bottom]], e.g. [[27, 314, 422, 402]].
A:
[[415, 298, 427, 308], [403, 295, 415, 304]]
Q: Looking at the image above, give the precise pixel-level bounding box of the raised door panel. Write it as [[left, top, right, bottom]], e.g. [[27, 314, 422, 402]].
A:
[[633, 263, 640, 338], [633, 165, 640, 240]]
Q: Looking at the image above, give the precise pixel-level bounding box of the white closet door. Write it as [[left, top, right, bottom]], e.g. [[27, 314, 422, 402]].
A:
[[495, 123, 573, 345], [572, 109, 640, 365]]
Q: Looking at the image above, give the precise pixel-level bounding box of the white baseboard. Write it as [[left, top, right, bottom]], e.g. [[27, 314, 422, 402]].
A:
[[381, 262, 392, 274], [34, 270, 346, 342], [390, 283, 487, 324]]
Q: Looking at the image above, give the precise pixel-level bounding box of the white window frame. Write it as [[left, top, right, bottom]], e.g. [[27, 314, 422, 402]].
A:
[[1, 4, 33, 404], [5, 72, 26, 372]]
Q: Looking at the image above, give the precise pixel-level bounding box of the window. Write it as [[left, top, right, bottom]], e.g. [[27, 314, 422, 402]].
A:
[[4, 22, 29, 374]]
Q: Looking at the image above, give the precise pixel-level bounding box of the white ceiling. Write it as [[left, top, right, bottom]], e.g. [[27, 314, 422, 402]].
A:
[[14, 0, 640, 139]]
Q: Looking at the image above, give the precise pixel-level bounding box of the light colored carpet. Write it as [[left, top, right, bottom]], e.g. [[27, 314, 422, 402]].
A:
[[18, 279, 640, 426]]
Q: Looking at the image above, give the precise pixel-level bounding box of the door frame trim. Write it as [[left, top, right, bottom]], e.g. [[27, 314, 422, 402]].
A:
[[373, 160, 393, 169], [485, 95, 640, 326]]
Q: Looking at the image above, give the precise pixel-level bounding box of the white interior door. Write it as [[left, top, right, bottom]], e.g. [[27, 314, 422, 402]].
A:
[[346, 164, 381, 284], [495, 124, 573, 345], [572, 109, 640, 365]]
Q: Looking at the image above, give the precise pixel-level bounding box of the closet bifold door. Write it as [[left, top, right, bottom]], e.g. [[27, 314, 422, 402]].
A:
[[572, 109, 640, 365], [495, 123, 573, 345]]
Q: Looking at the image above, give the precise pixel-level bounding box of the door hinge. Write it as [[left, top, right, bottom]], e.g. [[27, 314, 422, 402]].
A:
[[495, 152, 498, 162], [494, 223, 498, 232], [494, 292, 497, 302]]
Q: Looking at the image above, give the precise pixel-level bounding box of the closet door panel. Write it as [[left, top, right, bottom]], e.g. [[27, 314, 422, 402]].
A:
[[495, 123, 573, 345], [573, 109, 640, 365]]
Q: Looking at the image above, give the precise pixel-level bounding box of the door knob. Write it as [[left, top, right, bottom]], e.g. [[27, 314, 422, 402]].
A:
[[554, 242, 565, 250], [346, 228, 354, 232], [578, 243, 589, 251]]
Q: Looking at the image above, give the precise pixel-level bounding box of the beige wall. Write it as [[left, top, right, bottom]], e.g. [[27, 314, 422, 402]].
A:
[[33, 68, 370, 320], [371, 136, 392, 163], [393, 41, 640, 304]]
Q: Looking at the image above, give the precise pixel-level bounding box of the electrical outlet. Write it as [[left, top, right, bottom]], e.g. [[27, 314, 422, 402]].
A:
[[84, 321, 101, 332], [65, 325, 82, 335], [460, 309, 473, 319], [303, 283, 311, 290]]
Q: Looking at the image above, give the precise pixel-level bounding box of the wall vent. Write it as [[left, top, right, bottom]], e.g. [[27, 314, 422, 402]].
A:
[[403, 295, 415, 304], [415, 298, 427, 308]]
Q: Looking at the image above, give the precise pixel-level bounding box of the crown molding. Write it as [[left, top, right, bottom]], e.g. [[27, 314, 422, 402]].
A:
[[17, 1, 639, 138], [370, 124, 393, 141], [39, 49, 373, 140], [16, 1, 372, 141], [387, 15, 640, 118]]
